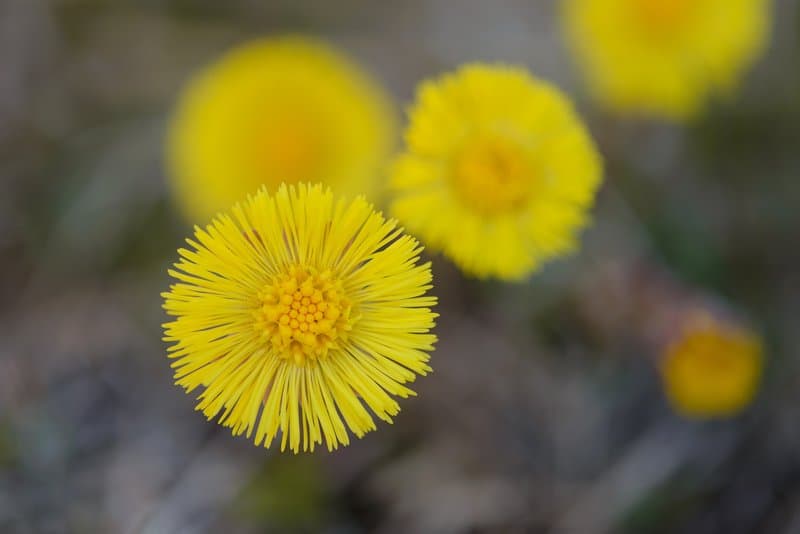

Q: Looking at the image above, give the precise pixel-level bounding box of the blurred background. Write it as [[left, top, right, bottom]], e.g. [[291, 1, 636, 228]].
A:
[[1, 0, 799, 532]]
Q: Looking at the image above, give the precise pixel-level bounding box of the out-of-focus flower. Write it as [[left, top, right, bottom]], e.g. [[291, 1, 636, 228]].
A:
[[562, 0, 771, 120], [167, 36, 395, 223], [389, 64, 602, 280], [660, 312, 763, 419], [162, 184, 437, 452]]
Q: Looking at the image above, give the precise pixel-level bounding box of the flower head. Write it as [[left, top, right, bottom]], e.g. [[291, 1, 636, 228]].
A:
[[390, 64, 602, 280], [167, 36, 395, 222], [660, 313, 763, 419], [562, 0, 771, 119], [162, 184, 437, 452]]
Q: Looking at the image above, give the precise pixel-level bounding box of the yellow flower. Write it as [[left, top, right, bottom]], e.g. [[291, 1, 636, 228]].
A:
[[660, 313, 763, 419], [390, 64, 602, 280], [562, 0, 771, 119], [167, 36, 395, 223], [162, 184, 437, 452]]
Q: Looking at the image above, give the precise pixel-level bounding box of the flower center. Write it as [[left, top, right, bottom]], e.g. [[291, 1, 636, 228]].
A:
[[451, 134, 535, 216], [255, 265, 354, 366], [255, 113, 324, 186], [679, 330, 754, 375], [631, 0, 695, 37]]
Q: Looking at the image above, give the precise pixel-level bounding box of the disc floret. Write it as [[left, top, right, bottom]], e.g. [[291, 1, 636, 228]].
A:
[[256, 265, 354, 365]]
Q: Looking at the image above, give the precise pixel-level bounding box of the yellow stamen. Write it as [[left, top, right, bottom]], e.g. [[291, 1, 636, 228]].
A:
[[451, 134, 535, 216], [631, 0, 695, 37], [255, 116, 324, 184], [256, 265, 354, 366]]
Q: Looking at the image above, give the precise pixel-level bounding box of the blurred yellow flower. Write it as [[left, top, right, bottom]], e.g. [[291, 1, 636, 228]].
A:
[[562, 0, 771, 119], [167, 36, 395, 222], [390, 64, 602, 280], [162, 184, 437, 452], [660, 314, 763, 419]]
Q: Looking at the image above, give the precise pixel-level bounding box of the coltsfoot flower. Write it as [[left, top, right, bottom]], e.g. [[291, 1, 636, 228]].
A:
[[162, 184, 437, 452], [390, 64, 602, 280], [660, 312, 763, 419], [167, 36, 395, 222], [562, 0, 771, 119]]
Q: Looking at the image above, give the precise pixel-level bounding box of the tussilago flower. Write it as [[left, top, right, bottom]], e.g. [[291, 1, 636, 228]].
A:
[[167, 36, 395, 222], [162, 184, 437, 452], [660, 313, 763, 419], [390, 64, 602, 280], [562, 0, 771, 119]]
